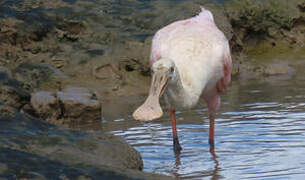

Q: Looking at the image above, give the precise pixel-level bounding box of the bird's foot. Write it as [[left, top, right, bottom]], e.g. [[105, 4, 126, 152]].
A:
[[173, 137, 182, 154]]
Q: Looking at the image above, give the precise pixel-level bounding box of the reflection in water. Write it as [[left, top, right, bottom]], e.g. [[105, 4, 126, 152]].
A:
[[173, 152, 181, 179], [209, 145, 220, 180], [108, 72, 305, 179]]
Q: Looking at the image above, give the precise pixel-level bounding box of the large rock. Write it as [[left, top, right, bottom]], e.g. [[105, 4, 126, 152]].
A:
[[0, 103, 172, 179], [31, 87, 101, 127]]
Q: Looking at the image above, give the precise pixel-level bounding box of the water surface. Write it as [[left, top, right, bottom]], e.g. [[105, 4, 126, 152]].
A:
[[104, 69, 305, 179]]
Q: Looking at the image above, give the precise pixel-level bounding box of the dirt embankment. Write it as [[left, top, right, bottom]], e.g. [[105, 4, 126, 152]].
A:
[[224, 0, 305, 78], [1, 0, 304, 96]]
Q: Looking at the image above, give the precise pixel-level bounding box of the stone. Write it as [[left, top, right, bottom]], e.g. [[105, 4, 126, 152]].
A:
[[0, 71, 30, 110], [30, 91, 61, 122], [57, 87, 101, 124], [0, 109, 172, 179], [30, 87, 101, 126]]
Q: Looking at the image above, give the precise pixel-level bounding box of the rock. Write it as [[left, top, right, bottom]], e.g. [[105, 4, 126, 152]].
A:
[[92, 63, 122, 80], [0, 85, 29, 109], [30, 91, 61, 122], [224, 0, 305, 51], [56, 20, 86, 42], [57, 87, 101, 124], [222, 0, 305, 78], [31, 87, 101, 127], [0, 69, 30, 110], [0, 106, 173, 180], [13, 62, 64, 91], [0, 148, 171, 180]]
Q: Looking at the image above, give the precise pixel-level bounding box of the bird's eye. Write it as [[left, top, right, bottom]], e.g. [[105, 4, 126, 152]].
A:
[[170, 67, 174, 72]]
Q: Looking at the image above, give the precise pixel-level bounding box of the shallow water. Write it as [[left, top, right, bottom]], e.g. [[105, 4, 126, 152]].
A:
[[103, 69, 305, 179]]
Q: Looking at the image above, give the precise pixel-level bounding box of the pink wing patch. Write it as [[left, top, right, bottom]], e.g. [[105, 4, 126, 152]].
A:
[[223, 46, 232, 87], [217, 45, 232, 93]]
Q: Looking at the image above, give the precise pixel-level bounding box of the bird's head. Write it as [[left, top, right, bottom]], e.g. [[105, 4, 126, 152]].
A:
[[152, 58, 177, 82], [133, 58, 176, 121]]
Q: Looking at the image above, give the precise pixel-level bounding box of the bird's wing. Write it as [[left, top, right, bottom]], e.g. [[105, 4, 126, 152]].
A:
[[221, 42, 232, 90], [149, 6, 216, 69]]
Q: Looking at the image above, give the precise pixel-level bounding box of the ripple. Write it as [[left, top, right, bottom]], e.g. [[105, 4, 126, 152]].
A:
[[107, 76, 305, 179]]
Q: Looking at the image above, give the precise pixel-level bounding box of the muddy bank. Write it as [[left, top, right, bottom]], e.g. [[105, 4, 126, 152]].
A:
[[0, 0, 304, 94], [224, 0, 305, 78]]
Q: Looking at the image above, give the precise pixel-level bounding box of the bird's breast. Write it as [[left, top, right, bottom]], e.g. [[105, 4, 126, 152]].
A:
[[156, 20, 226, 109]]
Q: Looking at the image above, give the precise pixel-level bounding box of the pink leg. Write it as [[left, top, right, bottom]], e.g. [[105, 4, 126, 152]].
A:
[[171, 108, 182, 153], [209, 113, 215, 146], [205, 93, 220, 146]]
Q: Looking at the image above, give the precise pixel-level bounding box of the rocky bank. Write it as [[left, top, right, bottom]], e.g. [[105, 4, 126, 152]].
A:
[[0, 102, 172, 179], [0, 0, 304, 179]]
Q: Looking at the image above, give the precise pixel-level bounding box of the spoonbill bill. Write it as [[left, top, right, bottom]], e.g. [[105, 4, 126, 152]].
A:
[[133, 7, 232, 152]]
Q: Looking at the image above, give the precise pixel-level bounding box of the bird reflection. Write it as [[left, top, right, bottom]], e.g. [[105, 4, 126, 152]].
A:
[[210, 145, 220, 180], [175, 150, 181, 167], [172, 149, 181, 179], [172, 144, 221, 179]]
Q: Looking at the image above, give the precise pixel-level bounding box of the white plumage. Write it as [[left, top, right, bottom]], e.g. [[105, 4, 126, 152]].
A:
[[133, 7, 232, 150]]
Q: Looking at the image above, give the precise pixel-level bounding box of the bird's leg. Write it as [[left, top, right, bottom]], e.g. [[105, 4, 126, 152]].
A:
[[171, 108, 182, 153], [209, 113, 215, 147]]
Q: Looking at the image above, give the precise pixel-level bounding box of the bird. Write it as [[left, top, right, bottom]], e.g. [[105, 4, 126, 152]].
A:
[[133, 7, 232, 152]]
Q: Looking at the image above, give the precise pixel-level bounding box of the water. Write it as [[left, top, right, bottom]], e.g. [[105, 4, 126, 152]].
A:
[[104, 71, 305, 179]]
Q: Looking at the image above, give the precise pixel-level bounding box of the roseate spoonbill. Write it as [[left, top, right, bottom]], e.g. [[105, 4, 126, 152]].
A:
[[133, 7, 232, 152]]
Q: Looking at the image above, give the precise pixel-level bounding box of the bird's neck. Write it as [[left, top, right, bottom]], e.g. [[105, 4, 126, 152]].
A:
[[165, 71, 199, 109]]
